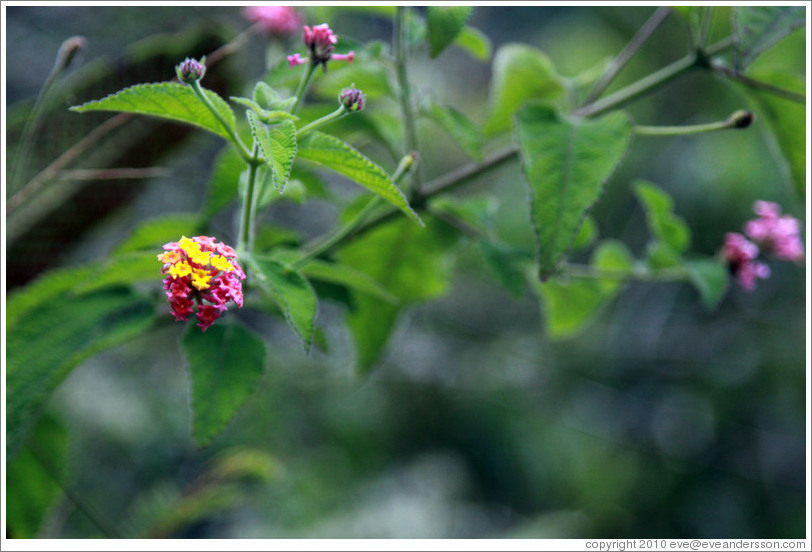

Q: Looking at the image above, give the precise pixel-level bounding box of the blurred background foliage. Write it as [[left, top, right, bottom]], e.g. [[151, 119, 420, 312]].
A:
[[4, 5, 807, 539]]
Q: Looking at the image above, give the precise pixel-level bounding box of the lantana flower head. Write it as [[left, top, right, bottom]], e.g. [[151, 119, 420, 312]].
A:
[[744, 200, 804, 263], [722, 232, 770, 291], [243, 6, 303, 37], [158, 235, 246, 331], [287, 23, 355, 69], [175, 57, 206, 84]]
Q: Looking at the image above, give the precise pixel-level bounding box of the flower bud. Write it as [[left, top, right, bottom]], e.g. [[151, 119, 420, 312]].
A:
[[339, 87, 365, 112], [175, 57, 206, 84]]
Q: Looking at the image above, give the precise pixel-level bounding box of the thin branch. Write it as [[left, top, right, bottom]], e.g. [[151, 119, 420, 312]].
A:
[[582, 6, 672, 105], [710, 60, 806, 103], [55, 167, 171, 181], [394, 6, 422, 192]]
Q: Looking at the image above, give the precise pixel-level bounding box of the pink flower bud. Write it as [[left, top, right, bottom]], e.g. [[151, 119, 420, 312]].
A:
[[287, 53, 307, 67], [242, 6, 303, 37], [339, 87, 365, 112], [723, 232, 770, 291], [175, 57, 206, 84]]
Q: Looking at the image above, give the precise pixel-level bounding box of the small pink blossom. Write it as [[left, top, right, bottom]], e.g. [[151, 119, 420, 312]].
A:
[[287, 53, 306, 67], [287, 23, 354, 69], [744, 200, 804, 263], [331, 51, 355, 63], [158, 236, 246, 331], [723, 232, 770, 291], [243, 6, 303, 37]]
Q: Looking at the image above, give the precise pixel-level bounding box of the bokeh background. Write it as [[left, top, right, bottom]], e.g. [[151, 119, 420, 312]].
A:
[[5, 5, 808, 539]]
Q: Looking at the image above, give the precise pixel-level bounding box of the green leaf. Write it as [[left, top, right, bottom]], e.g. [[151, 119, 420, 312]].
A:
[[249, 256, 317, 350], [745, 70, 806, 198], [515, 103, 633, 280], [429, 195, 498, 235], [6, 415, 69, 537], [645, 241, 683, 269], [425, 102, 484, 162], [7, 288, 154, 457], [115, 214, 200, 254], [572, 216, 598, 252], [454, 26, 492, 60], [203, 146, 246, 220], [480, 240, 531, 298], [686, 259, 729, 311], [634, 181, 691, 253], [535, 240, 633, 340], [297, 131, 422, 226], [314, 61, 394, 100], [6, 265, 95, 327], [181, 322, 267, 447], [732, 7, 806, 70], [484, 44, 567, 135], [75, 251, 161, 294], [231, 96, 298, 124], [427, 6, 472, 58], [338, 217, 458, 374], [70, 83, 238, 145], [247, 112, 297, 192]]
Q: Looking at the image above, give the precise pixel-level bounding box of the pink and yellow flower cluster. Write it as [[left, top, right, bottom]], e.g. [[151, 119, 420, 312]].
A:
[[158, 236, 246, 331]]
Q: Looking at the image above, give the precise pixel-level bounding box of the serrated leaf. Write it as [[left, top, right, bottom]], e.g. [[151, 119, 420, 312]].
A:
[[6, 415, 69, 537], [338, 217, 458, 374], [6, 265, 95, 327], [745, 70, 806, 198], [454, 26, 492, 60], [181, 322, 267, 447], [250, 256, 317, 350], [634, 181, 691, 253], [231, 96, 298, 124], [75, 251, 161, 294], [427, 6, 472, 58], [70, 83, 238, 145], [247, 112, 297, 192], [297, 131, 422, 226], [425, 103, 483, 162], [515, 103, 633, 280], [484, 44, 566, 135], [535, 240, 632, 339], [7, 288, 154, 457], [686, 259, 729, 311], [115, 214, 200, 254], [733, 6, 806, 70], [203, 146, 246, 220], [572, 216, 599, 252]]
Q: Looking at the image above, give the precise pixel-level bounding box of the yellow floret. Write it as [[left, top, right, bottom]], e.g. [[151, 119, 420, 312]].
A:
[[178, 235, 202, 256], [190, 250, 212, 266], [169, 261, 192, 279], [211, 254, 235, 273], [157, 250, 182, 264], [190, 269, 212, 290]]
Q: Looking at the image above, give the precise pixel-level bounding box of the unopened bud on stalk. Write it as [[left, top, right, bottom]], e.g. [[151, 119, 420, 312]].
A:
[[55, 36, 87, 73], [339, 87, 365, 112], [176, 57, 206, 84], [730, 110, 755, 129]]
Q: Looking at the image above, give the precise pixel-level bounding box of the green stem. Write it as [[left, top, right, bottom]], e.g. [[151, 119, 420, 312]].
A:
[[576, 36, 734, 118], [394, 6, 422, 192], [710, 60, 806, 103], [635, 110, 754, 136], [562, 262, 690, 282], [291, 61, 318, 115], [238, 144, 261, 256], [582, 6, 672, 106], [190, 80, 251, 161], [296, 105, 347, 136]]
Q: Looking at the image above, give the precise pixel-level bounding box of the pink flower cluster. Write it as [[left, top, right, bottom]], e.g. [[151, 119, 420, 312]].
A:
[[158, 236, 246, 331], [287, 23, 355, 68], [723, 201, 804, 291], [243, 6, 302, 37]]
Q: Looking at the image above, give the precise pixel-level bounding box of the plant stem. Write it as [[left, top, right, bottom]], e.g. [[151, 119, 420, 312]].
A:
[[296, 105, 347, 136], [191, 80, 251, 161], [710, 60, 806, 103], [291, 61, 317, 115], [238, 144, 261, 256], [582, 6, 672, 105], [635, 110, 754, 136], [394, 6, 422, 192], [576, 36, 734, 118], [561, 262, 690, 282]]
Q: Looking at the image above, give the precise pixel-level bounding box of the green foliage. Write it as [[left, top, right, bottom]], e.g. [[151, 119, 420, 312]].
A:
[[314, 60, 394, 100], [75, 251, 162, 294], [6, 415, 69, 538], [247, 113, 297, 192], [338, 217, 458, 374], [515, 103, 633, 280], [634, 181, 690, 253], [6, 265, 95, 327], [426, 6, 473, 58], [685, 259, 730, 311], [732, 6, 806, 71], [115, 214, 201, 254], [484, 44, 567, 135], [203, 146, 245, 220], [744, 70, 806, 198], [536, 240, 633, 339], [181, 322, 267, 447], [7, 287, 154, 458], [249, 256, 318, 351], [70, 83, 238, 145], [424, 102, 484, 162], [296, 131, 423, 226], [454, 26, 492, 60]]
